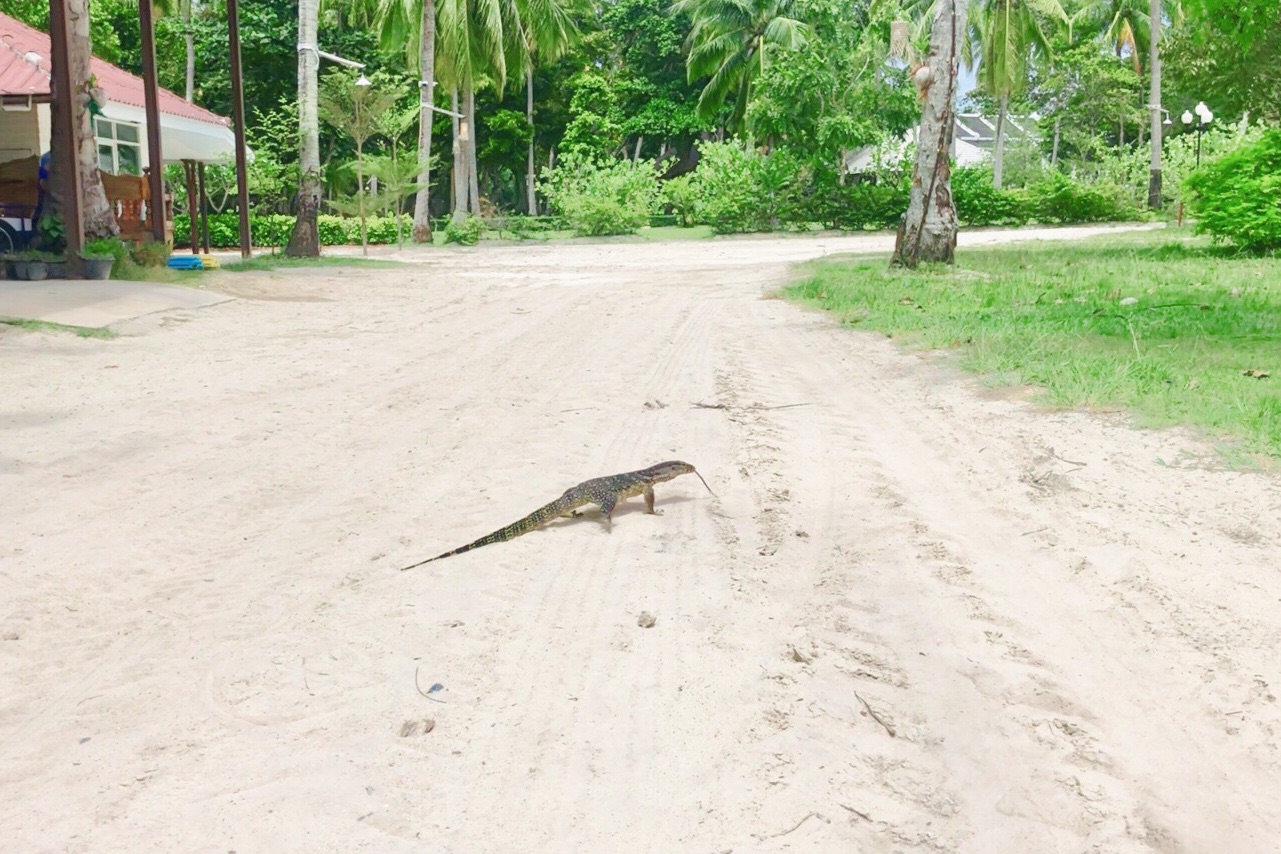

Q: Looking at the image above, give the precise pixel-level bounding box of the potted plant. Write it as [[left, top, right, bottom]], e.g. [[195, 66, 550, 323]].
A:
[[81, 237, 123, 280], [11, 250, 57, 281]]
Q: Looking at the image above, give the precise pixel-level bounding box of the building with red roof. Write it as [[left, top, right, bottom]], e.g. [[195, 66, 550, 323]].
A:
[[0, 11, 236, 172]]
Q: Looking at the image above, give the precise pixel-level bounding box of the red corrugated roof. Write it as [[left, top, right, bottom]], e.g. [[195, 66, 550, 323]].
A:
[[0, 12, 229, 127]]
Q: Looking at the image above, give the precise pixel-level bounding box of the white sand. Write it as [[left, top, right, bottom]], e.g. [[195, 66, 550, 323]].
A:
[[3, 225, 1280, 852]]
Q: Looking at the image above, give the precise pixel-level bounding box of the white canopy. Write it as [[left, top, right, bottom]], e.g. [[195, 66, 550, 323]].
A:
[[100, 102, 251, 164]]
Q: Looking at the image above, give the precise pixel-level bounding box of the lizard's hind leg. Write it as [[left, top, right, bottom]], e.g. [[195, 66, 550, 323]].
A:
[[595, 493, 618, 530]]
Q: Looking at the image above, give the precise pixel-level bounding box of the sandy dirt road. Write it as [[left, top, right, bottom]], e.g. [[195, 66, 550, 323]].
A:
[[3, 226, 1281, 853]]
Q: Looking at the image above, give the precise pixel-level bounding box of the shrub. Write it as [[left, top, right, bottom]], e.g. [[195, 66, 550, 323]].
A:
[[172, 213, 414, 249], [443, 215, 487, 246], [679, 141, 801, 234], [1024, 172, 1139, 224], [952, 166, 1029, 227], [82, 236, 128, 260], [131, 238, 171, 267], [833, 180, 912, 231], [1184, 127, 1281, 253], [540, 154, 662, 236], [663, 174, 699, 227]]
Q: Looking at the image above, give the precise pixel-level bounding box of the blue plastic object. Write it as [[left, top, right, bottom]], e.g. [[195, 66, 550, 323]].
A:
[[167, 255, 204, 270]]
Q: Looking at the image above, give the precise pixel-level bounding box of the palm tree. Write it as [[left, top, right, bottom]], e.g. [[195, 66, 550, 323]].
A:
[[436, 0, 527, 218], [360, 0, 441, 241], [1077, 0, 1149, 73], [893, 0, 970, 267], [968, 0, 1066, 187], [286, 0, 322, 256], [514, 0, 581, 214], [672, 0, 809, 132]]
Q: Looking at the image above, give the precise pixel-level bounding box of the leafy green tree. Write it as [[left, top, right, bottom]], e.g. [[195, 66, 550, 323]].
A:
[[672, 0, 810, 131], [1162, 13, 1281, 123], [319, 70, 402, 254], [1026, 39, 1143, 162], [745, 0, 918, 169]]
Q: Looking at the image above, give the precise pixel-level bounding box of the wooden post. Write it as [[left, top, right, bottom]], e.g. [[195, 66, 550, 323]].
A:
[[197, 162, 211, 254], [47, 0, 84, 276], [227, 0, 252, 258], [138, 0, 167, 245], [183, 159, 199, 254]]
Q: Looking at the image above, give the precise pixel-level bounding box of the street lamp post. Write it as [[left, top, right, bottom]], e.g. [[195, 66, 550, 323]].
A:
[[1177, 102, 1213, 225], [1182, 101, 1214, 168]]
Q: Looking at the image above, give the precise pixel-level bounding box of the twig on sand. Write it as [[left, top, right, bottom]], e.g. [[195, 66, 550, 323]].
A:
[[692, 401, 812, 411], [415, 666, 446, 703], [840, 804, 872, 822], [854, 691, 897, 737], [1047, 447, 1087, 471], [762, 811, 829, 839]]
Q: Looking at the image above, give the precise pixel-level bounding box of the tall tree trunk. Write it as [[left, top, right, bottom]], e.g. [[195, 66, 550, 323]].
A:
[[465, 86, 480, 215], [183, 0, 195, 102], [286, 0, 321, 256], [356, 140, 368, 256], [1051, 116, 1061, 165], [1119, 117, 1125, 148], [451, 88, 466, 221], [892, 0, 968, 267], [50, 0, 117, 238], [412, 0, 436, 242], [526, 68, 537, 215], [992, 94, 1007, 189], [1147, 0, 1162, 209]]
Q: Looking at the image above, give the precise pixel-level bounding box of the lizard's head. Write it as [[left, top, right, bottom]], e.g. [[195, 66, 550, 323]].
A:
[[647, 461, 716, 496]]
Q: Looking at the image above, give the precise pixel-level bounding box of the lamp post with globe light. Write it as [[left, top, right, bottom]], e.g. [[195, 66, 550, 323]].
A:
[[1176, 102, 1213, 225], [1183, 102, 1214, 168]]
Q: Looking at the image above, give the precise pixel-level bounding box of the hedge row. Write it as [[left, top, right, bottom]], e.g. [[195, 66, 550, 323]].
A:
[[173, 213, 415, 249]]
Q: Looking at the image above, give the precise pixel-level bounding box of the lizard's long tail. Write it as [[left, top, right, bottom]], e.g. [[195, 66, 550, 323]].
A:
[[399, 494, 576, 570]]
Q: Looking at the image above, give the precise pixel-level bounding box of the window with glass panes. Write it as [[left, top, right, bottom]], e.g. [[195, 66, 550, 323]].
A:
[[95, 118, 142, 176]]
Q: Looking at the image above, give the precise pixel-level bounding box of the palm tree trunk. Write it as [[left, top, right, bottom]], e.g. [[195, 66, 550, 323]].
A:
[[633, 135, 643, 164], [1051, 117, 1061, 165], [286, 0, 321, 256], [183, 0, 195, 102], [357, 140, 368, 256], [892, 0, 968, 267], [412, 0, 436, 242], [51, 0, 118, 238], [452, 88, 466, 221], [526, 68, 537, 215], [1147, 0, 1162, 209], [466, 86, 480, 215], [993, 95, 1007, 189]]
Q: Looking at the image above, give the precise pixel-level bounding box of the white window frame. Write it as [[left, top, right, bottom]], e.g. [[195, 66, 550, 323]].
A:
[[94, 117, 143, 176]]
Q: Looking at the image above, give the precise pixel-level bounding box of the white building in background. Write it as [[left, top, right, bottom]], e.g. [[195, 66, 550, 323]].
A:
[[845, 113, 1041, 174]]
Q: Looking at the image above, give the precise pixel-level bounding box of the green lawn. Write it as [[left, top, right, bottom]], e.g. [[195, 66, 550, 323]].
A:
[[785, 231, 1281, 461], [218, 254, 403, 272], [0, 318, 116, 338]]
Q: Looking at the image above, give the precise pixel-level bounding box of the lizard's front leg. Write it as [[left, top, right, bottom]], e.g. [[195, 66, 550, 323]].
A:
[[643, 485, 662, 515]]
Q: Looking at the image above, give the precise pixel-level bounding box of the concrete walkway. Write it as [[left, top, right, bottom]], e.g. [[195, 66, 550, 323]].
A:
[[0, 279, 232, 328]]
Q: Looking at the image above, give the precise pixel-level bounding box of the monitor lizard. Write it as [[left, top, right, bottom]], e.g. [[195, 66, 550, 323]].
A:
[[399, 460, 714, 569]]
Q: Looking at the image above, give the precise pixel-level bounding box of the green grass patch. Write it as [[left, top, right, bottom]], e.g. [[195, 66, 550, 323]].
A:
[[639, 225, 715, 241], [1, 317, 116, 339], [786, 233, 1281, 460], [219, 254, 403, 273]]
